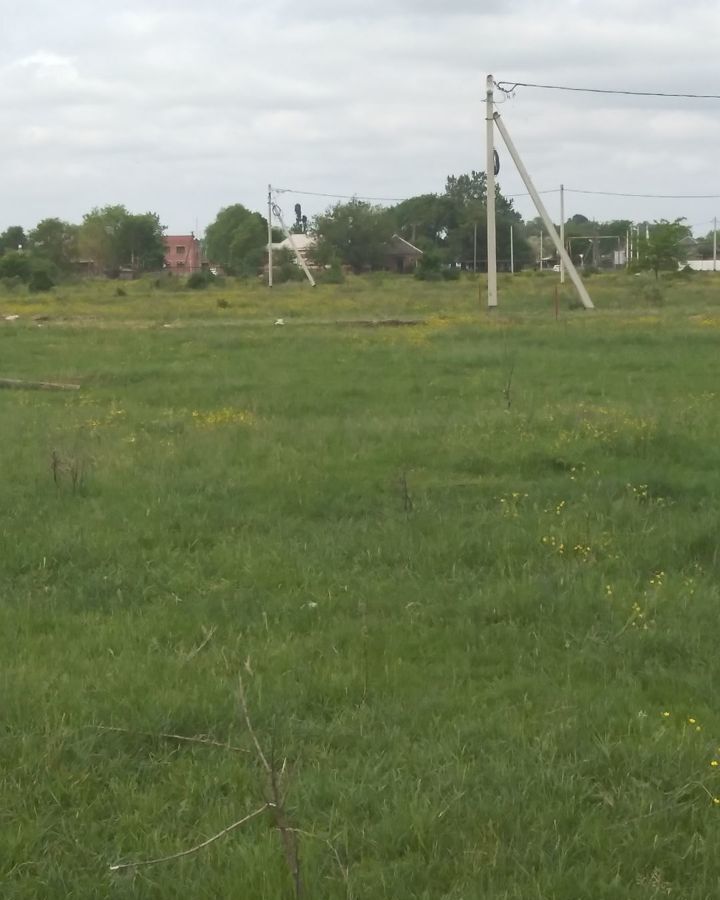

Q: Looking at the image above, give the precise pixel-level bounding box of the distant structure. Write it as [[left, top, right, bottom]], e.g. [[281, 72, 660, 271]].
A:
[[680, 260, 719, 272], [164, 233, 203, 274], [268, 233, 422, 273]]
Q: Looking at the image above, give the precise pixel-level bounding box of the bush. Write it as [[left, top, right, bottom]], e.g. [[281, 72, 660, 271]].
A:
[[187, 270, 216, 290], [0, 276, 24, 292], [415, 250, 443, 281], [642, 282, 665, 306], [0, 252, 32, 281], [273, 249, 305, 284], [319, 263, 345, 285], [442, 266, 461, 281], [28, 269, 55, 293]]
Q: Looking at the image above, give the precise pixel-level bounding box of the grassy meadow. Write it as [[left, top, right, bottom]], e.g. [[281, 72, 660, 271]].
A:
[[3, 271, 720, 898]]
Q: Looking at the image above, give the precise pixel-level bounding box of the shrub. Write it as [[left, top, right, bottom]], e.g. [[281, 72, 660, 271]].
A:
[[320, 263, 345, 285], [642, 282, 665, 306], [442, 266, 461, 281], [0, 252, 32, 281], [28, 269, 55, 293], [273, 249, 305, 284], [0, 276, 24, 292], [415, 250, 443, 281], [187, 270, 216, 290]]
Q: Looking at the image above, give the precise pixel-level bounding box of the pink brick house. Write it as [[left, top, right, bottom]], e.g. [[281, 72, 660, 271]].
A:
[[163, 234, 203, 274]]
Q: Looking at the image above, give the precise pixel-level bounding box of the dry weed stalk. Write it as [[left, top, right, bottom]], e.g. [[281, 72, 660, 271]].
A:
[[109, 804, 272, 872], [239, 672, 303, 898], [95, 724, 250, 755]]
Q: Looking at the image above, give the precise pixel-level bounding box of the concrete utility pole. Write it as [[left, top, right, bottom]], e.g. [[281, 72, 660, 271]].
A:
[[486, 75, 498, 308], [560, 184, 566, 284], [510, 225, 515, 274], [271, 201, 316, 287], [539, 231, 543, 270], [493, 111, 593, 309], [473, 222, 478, 273], [714, 217, 717, 272], [267, 184, 274, 288]]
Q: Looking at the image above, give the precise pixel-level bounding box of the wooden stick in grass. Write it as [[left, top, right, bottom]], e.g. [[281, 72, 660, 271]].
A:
[[0, 378, 80, 391], [109, 804, 272, 872]]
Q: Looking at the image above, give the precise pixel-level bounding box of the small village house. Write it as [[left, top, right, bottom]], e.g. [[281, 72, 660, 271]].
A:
[[164, 233, 203, 274]]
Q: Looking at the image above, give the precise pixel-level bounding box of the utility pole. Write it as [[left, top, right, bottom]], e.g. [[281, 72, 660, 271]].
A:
[[560, 184, 566, 284], [473, 222, 478, 273], [539, 231, 543, 270], [493, 110, 593, 309], [714, 217, 717, 272], [486, 75, 498, 308], [267, 184, 273, 288], [510, 225, 514, 274], [271, 200, 316, 287]]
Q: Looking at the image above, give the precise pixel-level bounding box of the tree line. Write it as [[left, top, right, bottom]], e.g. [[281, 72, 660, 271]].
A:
[[0, 206, 165, 290], [0, 173, 704, 289]]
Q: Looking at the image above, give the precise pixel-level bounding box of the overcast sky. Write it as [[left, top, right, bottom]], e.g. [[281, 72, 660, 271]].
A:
[[3, 0, 720, 235]]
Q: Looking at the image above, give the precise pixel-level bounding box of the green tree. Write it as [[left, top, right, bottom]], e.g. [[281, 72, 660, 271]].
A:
[[0, 226, 27, 254], [117, 213, 166, 271], [28, 218, 79, 272], [637, 219, 691, 279], [204, 205, 268, 275], [313, 200, 393, 272], [78, 206, 165, 273], [389, 194, 453, 251], [0, 251, 32, 280], [442, 173, 531, 271], [78, 205, 129, 273]]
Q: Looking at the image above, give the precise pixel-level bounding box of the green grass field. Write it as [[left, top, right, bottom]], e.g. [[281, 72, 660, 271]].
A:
[[3, 272, 720, 898]]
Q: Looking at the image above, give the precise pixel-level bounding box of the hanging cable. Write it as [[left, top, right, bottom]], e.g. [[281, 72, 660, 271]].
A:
[[565, 188, 720, 199], [494, 80, 720, 100]]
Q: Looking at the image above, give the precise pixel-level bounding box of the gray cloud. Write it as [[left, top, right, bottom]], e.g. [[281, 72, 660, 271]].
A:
[[1, 0, 720, 232]]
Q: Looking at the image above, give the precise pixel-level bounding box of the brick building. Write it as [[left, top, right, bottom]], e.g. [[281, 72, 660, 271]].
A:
[[163, 234, 203, 274]]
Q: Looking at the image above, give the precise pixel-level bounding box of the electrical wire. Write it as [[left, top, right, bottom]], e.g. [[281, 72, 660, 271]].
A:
[[495, 80, 720, 100], [565, 188, 720, 199], [273, 187, 410, 202], [273, 186, 559, 203]]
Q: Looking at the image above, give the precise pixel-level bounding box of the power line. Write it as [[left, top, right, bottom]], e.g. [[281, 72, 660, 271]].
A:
[[273, 187, 409, 202], [566, 188, 720, 199], [273, 186, 559, 203], [495, 80, 720, 100]]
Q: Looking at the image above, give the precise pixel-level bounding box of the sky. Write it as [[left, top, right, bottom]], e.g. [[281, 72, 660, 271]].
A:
[[2, 0, 720, 236]]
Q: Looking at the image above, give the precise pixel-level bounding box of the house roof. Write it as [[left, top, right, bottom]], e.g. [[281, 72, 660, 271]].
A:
[[387, 234, 423, 256], [164, 234, 199, 246], [271, 234, 315, 252]]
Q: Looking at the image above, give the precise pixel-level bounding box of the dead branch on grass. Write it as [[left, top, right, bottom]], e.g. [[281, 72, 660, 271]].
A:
[[93, 725, 251, 754], [0, 377, 80, 391], [109, 803, 272, 872], [239, 672, 303, 898]]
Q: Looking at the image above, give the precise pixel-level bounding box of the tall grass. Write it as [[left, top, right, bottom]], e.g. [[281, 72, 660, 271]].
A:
[[3, 274, 720, 897]]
